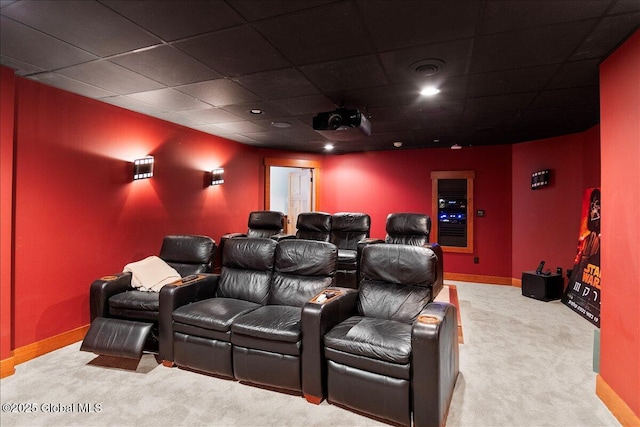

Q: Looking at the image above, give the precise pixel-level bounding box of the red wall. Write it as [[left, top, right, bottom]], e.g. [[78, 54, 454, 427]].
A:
[[320, 135, 600, 281], [599, 30, 640, 418], [10, 77, 261, 348], [512, 127, 601, 282], [1, 67, 16, 360], [321, 145, 513, 278]]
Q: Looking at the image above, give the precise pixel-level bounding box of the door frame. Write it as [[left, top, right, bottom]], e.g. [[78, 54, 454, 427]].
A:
[[264, 158, 321, 211]]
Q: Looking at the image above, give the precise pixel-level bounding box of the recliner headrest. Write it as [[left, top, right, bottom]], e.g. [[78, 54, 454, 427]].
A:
[[296, 212, 331, 232], [223, 237, 277, 271], [247, 211, 285, 230], [159, 235, 216, 264], [331, 212, 370, 232], [360, 244, 437, 286], [276, 239, 337, 276], [385, 213, 431, 245], [385, 213, 430, 237]]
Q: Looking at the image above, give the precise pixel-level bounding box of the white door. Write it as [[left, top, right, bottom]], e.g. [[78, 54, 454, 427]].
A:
[[287, 169, 312, 234]]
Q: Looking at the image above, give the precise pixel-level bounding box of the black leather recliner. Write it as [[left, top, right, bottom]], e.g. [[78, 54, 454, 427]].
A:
[[295, 211, 332, 242], [357, 212, 445, 298], [170, 237, 278, 377], [231, 211, 286, 238], [81, 235, 216, 361], [231, 238, 337, 396], [217, 210, 286, 269], [329, 212, 370, 288], [168, 237, 339, 402], [321, 243, 459, 427]]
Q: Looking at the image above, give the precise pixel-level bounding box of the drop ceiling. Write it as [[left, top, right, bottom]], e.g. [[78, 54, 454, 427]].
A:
[[1, 0, 638, 153]]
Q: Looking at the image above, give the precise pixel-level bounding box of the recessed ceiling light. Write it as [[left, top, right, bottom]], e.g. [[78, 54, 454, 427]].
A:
[[393, 141, 403, 147], [271, 121, 291, 128], [324, 144, 334, 151], [451, 144, 462, 150], [249, 109, 263, 115], [433, 139, 440, 143], [420, 86, 440, 96]]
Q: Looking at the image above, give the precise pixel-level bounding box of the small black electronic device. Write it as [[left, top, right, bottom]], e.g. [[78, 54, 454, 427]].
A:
[[535, 260, 545, 274], [522, 270, 563, 301]]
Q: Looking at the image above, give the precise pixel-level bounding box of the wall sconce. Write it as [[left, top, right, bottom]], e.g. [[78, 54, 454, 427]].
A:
[[531, 169, 550, 190], [133, 156, 154, 180], [210, 168, 224, 185]]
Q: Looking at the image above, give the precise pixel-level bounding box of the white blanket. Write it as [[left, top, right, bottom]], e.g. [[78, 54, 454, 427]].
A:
[[123, 256, 181, 292]]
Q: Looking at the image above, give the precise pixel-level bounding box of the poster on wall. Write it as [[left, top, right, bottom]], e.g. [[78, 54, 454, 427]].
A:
[[562, 187, 601, 328]]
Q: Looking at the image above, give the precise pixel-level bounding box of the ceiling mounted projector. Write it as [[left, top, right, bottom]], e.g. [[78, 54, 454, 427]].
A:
[[312, 108, 371, 136]]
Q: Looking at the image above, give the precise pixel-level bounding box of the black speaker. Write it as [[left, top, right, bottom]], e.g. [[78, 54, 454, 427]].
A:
[[521, 271, 563, 301]]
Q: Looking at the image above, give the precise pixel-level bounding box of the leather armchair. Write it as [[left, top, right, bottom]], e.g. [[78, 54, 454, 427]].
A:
[[321, 243, 459, 427], [217, 210, 285, 269], [329, 212, 371, 288], [82, 235, 216, 360]]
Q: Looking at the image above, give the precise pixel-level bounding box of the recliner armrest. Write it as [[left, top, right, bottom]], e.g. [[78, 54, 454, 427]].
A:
[[356, 237, 385, 259], [358, 237, 385, 245], [221, 232, 247, 239], [160, 274, 219, 308], [89, 272, 133, 321], [271, 233, 296, 241], [425, 242, 444, 299], [301, 287, 358, 403], [356, 237, 385, 253], [411, 301, 459, 427], [158, 273, 219, 363]]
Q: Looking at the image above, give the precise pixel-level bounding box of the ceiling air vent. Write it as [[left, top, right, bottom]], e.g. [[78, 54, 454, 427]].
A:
[[410, 59, 446, 76]]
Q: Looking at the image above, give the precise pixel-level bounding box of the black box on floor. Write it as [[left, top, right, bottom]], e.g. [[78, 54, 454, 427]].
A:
[[521, 271, 564, 301]]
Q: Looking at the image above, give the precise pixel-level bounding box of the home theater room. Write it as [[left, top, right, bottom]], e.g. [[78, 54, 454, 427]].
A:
[[1, 1, 639, 426]]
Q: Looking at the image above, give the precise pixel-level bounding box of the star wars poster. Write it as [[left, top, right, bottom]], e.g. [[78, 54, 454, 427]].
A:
[[562, 187, 601, 327]]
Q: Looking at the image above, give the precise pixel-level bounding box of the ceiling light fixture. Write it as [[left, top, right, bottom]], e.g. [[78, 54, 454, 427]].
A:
[[420, 86, 440, 96], [324, 144, 334, 151], [249, 109, 263, 115], [451, 144, 462, 150], [393, 142, 403, 148]]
